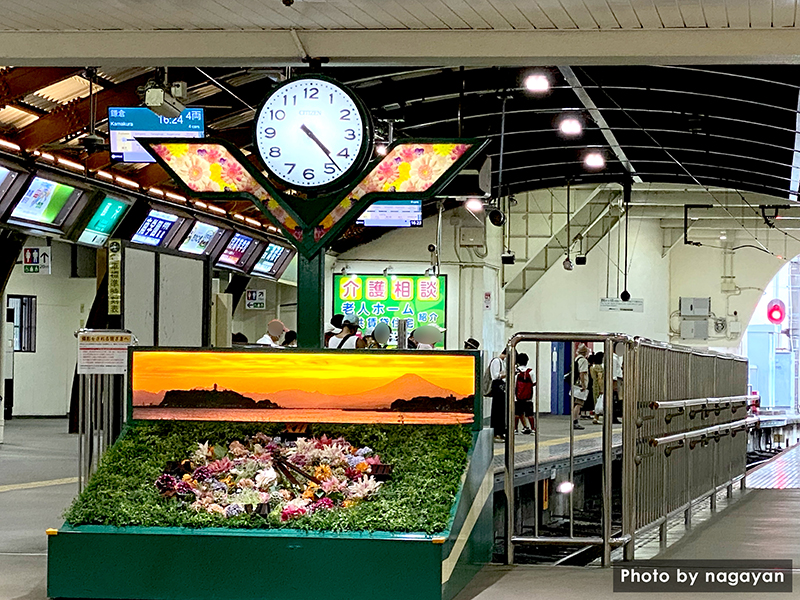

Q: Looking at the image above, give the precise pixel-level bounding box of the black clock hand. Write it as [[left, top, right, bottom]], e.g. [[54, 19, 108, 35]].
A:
[[300, 124, 341, 171]]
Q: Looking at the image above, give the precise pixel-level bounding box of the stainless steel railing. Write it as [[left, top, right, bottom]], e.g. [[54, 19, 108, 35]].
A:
[[500, 332, 754, 567]]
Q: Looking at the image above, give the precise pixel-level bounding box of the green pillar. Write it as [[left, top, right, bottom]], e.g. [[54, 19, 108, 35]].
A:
[[297, 251, 325, 349]]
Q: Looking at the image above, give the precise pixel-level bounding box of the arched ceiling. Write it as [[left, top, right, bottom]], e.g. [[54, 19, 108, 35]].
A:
[[1, 63, 800, 247]]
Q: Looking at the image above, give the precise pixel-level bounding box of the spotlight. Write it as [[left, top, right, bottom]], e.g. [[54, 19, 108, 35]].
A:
[[563, 257, 574, 271], [620, 290, 631, 302], [464, 198, 484, 212], [375, 143, 388, 156], [557, 481, 574, 494], [488, 209, 506, 227], [524, 73, 550, 93], [558, 116, 582, 137], [584, 151, 605, 169]]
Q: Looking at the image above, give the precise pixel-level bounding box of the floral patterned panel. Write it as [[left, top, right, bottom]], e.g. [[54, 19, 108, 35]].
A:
[[150, 143, 303, 241], [313, 143, 472, 242]]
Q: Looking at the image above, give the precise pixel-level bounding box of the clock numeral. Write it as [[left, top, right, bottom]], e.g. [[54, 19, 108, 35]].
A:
[[344, 129, 356, 140], [283, 95, 297, 106], [340, 109, 351, 121], [304, 87, 319, 100], [329, 93, 334, 104], [268, 109, 286, 120], [303, 168, 315, 180], [337, 148, 350, 159], [284, 163, 296, 174], [324, 163, 336, 175], [264, 127, 276, 138], [269, 147, 281, 158]]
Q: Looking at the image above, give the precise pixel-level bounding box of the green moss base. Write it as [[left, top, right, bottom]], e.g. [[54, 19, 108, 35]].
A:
[[65, 421, 473, 534]]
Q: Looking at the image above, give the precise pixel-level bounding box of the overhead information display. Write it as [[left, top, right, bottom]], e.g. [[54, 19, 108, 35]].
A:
[[250, 243, 294, 279], [356, 200, 423, 228], [217, 233, 253, 266], [78, 196, 129, 247], [131, 209, 180, 246], [333, 274, 446, 337], [11, 177, 80, 226], [178, 221, 220, 255], [108, 107, 204, 163]]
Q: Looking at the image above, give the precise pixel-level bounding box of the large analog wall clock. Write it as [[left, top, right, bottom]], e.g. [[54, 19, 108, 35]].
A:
[[254, 75, 373, 192]]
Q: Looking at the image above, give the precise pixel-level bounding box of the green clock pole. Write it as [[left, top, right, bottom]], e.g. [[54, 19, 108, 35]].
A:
[[296, 251, 326, 349]]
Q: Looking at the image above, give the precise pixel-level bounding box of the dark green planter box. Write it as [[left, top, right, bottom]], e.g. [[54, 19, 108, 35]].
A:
[[48, 429, 493, 600]]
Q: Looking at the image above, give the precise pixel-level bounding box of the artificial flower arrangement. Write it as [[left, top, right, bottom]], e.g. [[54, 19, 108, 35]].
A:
[[154, 433, 386, 522]]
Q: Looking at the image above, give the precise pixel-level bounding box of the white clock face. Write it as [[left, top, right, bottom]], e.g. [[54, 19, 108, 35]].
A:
[[254, 78, 368, 190]]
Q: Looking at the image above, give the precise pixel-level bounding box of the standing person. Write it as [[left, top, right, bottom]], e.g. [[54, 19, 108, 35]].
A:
[[256, 319, 286, 347], [572, 344, 590, 430], [612, 343, 624, 424], [367, 322, 391, 349], [489, 348, 508, 442], [590, 351, 605, 425], [326, 314, 366, 349], [514, 352, 535, 435], [325, 314, 344, 347]]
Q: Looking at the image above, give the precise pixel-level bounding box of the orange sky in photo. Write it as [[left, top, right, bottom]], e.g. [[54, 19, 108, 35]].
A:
[[132, 351, 475, 397]]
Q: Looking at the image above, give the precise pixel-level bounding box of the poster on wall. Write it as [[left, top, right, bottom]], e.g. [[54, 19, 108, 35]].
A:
[[130, 350, 476, 425], [333, 274, 446, 344]]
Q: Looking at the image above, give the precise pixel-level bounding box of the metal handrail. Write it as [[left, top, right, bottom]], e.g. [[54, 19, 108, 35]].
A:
[[649, 417, 752, 447], [649, 394, 754, 411]]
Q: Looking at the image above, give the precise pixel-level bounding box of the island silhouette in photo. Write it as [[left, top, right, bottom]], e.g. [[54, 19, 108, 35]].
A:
[[131, 353, 477, 425]]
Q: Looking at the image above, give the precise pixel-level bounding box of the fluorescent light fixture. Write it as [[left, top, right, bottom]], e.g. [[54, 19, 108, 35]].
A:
[[583, 151, 605, 169], [57, 157, 85, 171], [233, 214, 245, 221], [97, 170, 114, 180], [165, 191, 186, 202], [0, 138, 21, 151], [244, 217, 262, 227], [207, 204, 226, 215], [115, 176, 139, 188], [524, 73, 550, 93], [558, 117, 582, 137], [464, 198, 484, 212]]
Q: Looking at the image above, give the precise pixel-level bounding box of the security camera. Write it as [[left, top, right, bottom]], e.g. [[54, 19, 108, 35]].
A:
[[282, 0, 294, 5], [428, 244, 436, 253], [141, 81, 185, 119], [562, 257, 574, 271]]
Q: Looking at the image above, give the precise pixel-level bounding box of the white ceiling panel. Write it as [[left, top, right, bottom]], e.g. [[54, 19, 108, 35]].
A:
[[677, 0, 707, 26], [628, 0, 667, 27], [772, 0, 797, 26], [701, 0, 729, 27]]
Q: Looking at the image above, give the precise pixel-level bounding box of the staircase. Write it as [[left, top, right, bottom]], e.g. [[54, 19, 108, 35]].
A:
[[505, 187, 623, 311]]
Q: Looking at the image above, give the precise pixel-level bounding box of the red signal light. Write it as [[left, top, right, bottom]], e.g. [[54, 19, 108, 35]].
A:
[[767, 299, 786, 325]]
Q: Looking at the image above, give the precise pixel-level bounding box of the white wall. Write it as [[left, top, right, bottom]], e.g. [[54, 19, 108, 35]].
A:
[[5, 239, 97, 416], [231, 277, 297, 343]]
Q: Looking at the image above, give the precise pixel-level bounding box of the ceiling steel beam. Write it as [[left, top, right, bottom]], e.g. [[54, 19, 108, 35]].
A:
[[558, 66, 642, 184], [14, 73, 150, 151]]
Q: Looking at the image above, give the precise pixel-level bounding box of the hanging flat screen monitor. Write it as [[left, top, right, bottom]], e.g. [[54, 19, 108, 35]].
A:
[[108, 107, 204, 163], [356, 199, 423, 227], [131, 209, 181, 246], [77, 196, 131, 247], [10, 176, 86, 228], [250, 242, 295, 279], [217, 232, 254, 267], [178, 221, 221, 255]]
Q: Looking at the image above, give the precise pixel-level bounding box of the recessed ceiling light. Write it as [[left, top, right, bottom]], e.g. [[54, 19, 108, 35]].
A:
[[524, 73, 550, 93], [559, 117, 582, 136], [584, 151, 605, 169]]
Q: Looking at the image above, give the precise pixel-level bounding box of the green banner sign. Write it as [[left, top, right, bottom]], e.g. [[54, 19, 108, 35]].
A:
[[333, 274, 446, 339]]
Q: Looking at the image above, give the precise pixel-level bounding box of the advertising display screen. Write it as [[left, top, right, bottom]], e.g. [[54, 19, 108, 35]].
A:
[[131, 350, 476, 425], [178, 221, 220, 255], [131, 209, 180, 246], [333, 274, 446, 340], [356, 200, 423, 227], [251, 243, 293, 278], [108, 107, 204, 163], [77, 196, 129, 247], [217, 233, 253, 266], [10, 177, 80, 226]]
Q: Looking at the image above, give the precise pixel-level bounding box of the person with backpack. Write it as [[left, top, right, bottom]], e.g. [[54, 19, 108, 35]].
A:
[[514, 353, 535, 435], [485, 348, 508, 442]]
